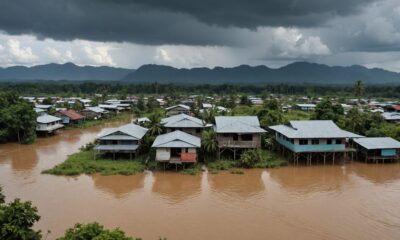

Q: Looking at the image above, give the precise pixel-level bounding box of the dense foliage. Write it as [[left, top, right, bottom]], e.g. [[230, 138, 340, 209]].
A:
[[0, 187, 42, 240], [3, 81, 400, 98], [0, 91, 37, 143], [58, 222, 139, 240]]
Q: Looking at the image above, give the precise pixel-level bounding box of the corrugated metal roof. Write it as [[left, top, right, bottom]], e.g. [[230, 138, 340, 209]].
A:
[[98, 135, 137, 140], [161, 114, 204, 128], [94, 145, 139, 151], [85, 107, 107, 113], [152, 130, 201, 148], [354, 137, 400, 149], [269, 120, 363, 139], [34, 108, 45, 113], [35, 104, 52, 109], [165, 104, 191, 111], [37, 115, 61, 124], [59, 110, 84, 120], [98, 123, 148, 140], [215, 116, 266, 133], [382, 112, 400, 120]]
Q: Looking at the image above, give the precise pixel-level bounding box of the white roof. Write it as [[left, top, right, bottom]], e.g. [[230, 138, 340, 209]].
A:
[[85, 106, 107, 113], [215, 116, 266, 133], [98, 123, 148, 140], [269, 120, 363, 139], [37, 115, 61, 124], [161, 114, 204, 128], [296, 104, 316, 108], [354, 137, 400, 150], [382, 112, 400, 120], [165, 104, 191, 111], [152, 130, 201, 148]]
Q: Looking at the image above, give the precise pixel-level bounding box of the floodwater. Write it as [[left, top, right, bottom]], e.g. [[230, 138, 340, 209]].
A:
[[1, 122, 400, 240]]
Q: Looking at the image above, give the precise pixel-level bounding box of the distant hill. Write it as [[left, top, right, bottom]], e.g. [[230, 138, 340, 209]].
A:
[[1, 61, 400, 84], [122, 62, 400, 85], [0, 62, 133, 81]]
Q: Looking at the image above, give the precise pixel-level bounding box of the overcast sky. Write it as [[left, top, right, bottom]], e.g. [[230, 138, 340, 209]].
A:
[[0, 0, 400, 71]]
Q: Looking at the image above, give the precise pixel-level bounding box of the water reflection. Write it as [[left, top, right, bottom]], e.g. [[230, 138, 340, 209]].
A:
[[91, 174, 145, 198], [348, 163, 400, 184], [268, 166, 350, 194], [152, 172, 202, 204], [208, 169, 265, 198]]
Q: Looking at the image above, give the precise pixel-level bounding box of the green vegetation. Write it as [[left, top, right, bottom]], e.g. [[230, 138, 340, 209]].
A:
[[207, 149, 287, 174], [180, 164, 202, 175], [58, 222, 139, 240], [0, 187, 42, 240], [42, 151, 147, 176], [76, 112, 132, 128], [0, 91, 37, 144]]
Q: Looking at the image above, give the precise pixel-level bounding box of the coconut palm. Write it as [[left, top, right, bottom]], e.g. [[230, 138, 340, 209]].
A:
[[146, 113, 164, 137], [201, 129, 218, 157]]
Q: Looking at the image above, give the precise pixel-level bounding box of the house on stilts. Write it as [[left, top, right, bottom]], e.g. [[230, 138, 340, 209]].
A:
[[152, 130, 201, 169], [214, 116, 266, 160], [94, 123, 148, 160], [352, 137, 400, 163], [269, 120, 363, 165], [161, 113, 205, 136]]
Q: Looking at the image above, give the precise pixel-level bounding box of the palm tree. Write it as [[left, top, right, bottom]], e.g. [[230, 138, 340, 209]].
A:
[[354, 80, 364, 103], [201, 129, 218, 160], [146, 113, 164, 137]]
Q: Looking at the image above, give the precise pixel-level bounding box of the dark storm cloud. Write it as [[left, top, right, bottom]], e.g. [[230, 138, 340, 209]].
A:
[[0, 0, 377, 45]]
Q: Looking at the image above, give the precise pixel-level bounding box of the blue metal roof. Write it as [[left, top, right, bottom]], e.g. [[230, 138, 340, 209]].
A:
[[354, 137, 400, 149], [161, 114, 204, 128], [98, 123, 148, 140], [152, 130, 201, 148], [215, 116, 266, 133]]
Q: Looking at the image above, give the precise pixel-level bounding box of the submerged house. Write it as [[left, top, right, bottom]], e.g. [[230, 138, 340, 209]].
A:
[[36, 115, 64, 134], [161, 114, 205, 136], [152, 130, 201, 165], [353, 137, 400, 163], [269, 120, 362, 165], [55, 110, 85, 125], [94, 123, 148, 159], [165, 104, 191, 116], [214, 116, 266, 159]]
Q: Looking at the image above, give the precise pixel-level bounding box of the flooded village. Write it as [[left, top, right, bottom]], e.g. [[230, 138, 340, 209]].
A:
[[1, 86, 400, 240]]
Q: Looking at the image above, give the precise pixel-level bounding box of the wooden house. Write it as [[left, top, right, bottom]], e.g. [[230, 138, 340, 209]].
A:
[[353, 137, 400, 163], [215, 116, 266, 159], [55, 110, 85, 125], [161, 114, 205, 136], [269, 120, 363, 165], [152, 130, 201, 165], [81, 106, 109, 120], [165, 104, 191, 116], [36, 115, 64, 133], [94, 123, 148, 159]]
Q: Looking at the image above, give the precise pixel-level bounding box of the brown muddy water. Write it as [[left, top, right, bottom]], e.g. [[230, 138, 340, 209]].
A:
[[1, 122, 400, 240]]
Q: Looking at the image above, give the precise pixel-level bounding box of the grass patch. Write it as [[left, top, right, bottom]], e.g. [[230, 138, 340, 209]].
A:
[[65, 112, 132, 130], [180, 164, 202, 175], [42, 150, 147, 176], [206, 149, 287, 173]]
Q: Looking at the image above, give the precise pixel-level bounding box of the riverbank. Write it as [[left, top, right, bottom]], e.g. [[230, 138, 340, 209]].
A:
[[63, 112, 133, 130]]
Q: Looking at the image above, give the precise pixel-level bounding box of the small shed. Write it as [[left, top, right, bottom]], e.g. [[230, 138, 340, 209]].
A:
[[353, 137, 400, 163], [55, 110, 85, 125]]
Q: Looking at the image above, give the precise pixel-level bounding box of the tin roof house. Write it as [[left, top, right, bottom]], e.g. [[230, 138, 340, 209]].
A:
[[152, 130, 201, 166], [36, 115, 64, 134], [214, 116, 266, 159], [269, 120, 363, 165], [55, 110, 85, 125], [165, 104, 191, 116], [353, 137, 400, 163], [81, 107, 109, 120], [94, 123, 148, 159], [161, 114, 205, 136]]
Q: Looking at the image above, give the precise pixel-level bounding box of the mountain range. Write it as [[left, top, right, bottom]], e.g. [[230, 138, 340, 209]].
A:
[[1, 62, 400, 85]]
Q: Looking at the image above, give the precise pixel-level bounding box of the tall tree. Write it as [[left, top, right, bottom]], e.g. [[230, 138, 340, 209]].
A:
[[354, 80, 364, 103]]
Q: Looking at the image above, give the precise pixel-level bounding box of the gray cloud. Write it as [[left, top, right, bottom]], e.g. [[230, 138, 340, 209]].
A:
[[0, 0, 378, 45]]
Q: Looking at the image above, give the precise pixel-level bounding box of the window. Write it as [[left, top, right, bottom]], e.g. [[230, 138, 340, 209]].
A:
[[299, 139, 308, 145], [327, 139, 332, 144], [336, 139, 343, 144], [196, 128, 201, 133], [241, 134, 253, 141], [311, 139, 319, 145]]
